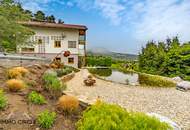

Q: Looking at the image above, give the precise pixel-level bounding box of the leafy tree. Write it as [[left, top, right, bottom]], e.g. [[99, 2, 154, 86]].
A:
[[34, 10, 45, 21], [139, 36, 190, 81], [0, 0, 34, 52], [58, 19, 64, 24], [46, 15, 55, 23]]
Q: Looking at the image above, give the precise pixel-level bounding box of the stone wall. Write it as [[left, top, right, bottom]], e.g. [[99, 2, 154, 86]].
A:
[[0, 54, 50, 68]]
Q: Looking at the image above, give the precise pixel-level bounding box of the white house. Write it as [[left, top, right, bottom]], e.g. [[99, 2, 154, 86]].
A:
[[18, 21, 87, 68]]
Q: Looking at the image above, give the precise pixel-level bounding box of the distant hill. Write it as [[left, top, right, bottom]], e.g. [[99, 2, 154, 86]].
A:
[[87, 47, 138, 61]]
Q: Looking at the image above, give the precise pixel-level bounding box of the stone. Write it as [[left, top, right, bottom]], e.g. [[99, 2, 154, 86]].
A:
[[177, 81, 190, 90], [172, 77, 183, 83], [147, 113, 181, 130]]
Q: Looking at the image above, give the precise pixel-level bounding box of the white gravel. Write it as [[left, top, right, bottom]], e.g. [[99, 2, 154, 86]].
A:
[[65, 69, 190, 130]]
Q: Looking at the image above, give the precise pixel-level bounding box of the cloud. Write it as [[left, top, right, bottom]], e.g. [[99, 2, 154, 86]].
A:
[[19, 0, 190, 42], [130, 0, 190, 42], [94, 0, 125, 25]]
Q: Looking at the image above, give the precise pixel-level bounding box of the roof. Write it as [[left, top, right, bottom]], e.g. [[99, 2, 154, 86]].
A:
[[20, 21, 88, 30]]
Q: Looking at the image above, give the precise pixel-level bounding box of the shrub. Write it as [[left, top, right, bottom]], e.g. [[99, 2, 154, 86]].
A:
[[0, 89, 8, 110], [6, 79, 26, 92], [7, 67, 29, 79], [88, 68, 112, 77], [57, 95, 79, 114], [139, 73, 176, 87], [37, 110, 56, 129], [28, 91, 46, 105], [42, 73, 66, 98], [56, 68, 72, 77], [77, 102, 172, 130]]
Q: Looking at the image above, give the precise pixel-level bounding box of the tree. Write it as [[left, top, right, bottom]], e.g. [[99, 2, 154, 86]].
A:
[[46, 15, 55, 23], [139, 36, 190, 81], [0, 0, 34, 52], [34, 10, 45, 21], [58, 19, 64, 24]]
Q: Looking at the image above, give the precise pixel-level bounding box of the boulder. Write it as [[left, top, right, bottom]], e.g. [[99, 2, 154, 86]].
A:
[[177, 81, 190, 90], [172, 76, 183, 83], [147, 113, 181, 130]]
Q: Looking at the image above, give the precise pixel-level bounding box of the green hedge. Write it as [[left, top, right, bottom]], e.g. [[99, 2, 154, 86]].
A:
[[77, 102, 172, 130], [88, 68, 112, 77], [139, 73, 176, 87]]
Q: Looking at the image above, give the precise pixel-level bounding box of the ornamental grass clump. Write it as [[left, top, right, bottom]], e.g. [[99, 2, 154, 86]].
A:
[[7, 67, 29, 79], [6, 79, 26, 92], [57, 95, 79, 114], [37, 110, 56, 129], [139, 73, 176, 87], [42, 73, 66, 98], [0, 89, 8, 110], [77, 102, 172, 130], [28, 91, 46, 105]]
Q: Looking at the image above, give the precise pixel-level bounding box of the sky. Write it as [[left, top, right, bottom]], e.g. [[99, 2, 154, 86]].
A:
[[18, 0, 190, 54]]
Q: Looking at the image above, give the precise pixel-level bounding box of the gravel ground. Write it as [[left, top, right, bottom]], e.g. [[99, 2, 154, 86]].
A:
[[65, 69, 190, 130]]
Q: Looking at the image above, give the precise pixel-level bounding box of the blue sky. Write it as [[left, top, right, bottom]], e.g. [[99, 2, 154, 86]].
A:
[[19, 0, 190, 54]]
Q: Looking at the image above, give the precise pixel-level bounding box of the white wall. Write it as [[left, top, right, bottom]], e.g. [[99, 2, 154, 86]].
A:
[[31, 27, 81, 54]]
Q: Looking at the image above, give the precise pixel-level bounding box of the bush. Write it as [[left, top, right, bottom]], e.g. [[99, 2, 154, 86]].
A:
[[6, 79, 26, 92], [28, 91, 46, 105], [77, 102, 172, 130], [57, 95, 79, 114], [139, 73, 176, 87], [0, 89, 8, 110], [56, 68, 72, 77], [86, 56, 112, 67], [88, 68, 112, 77], [7, 67, 29, 79], [42, 73, 66, 98], [37, 110, 56, 129]]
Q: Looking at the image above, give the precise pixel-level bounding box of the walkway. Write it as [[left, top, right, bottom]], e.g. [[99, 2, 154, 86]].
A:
[[65, 69, 190, 129]]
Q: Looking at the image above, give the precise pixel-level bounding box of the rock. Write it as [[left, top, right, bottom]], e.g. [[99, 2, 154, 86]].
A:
[[147, 113, 181, 130], [177, 81, 190, 90], [172, 77, 183, 83]]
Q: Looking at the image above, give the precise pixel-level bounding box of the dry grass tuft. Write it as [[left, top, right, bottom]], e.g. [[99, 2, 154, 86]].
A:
[[57, 95, 79, 114], [7, 67, 29, 79], [6, 79, 26, 92]]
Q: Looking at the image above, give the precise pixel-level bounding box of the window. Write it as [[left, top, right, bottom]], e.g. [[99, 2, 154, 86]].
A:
[[54, 57, 61, 62], [79, 30, 85, 35], [38, 39, 42, 44], [54, 41, 61, 48], [68, 57, 74, 64], [68, 41, 77, 48], [79, 35, 85, 41], [21, 48, 34, 52]]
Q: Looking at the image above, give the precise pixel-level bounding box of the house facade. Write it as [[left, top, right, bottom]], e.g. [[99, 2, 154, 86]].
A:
[[19, 21, 87, 68]]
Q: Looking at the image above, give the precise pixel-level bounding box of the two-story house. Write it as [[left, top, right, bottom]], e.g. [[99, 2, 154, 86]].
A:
[[18, 21, 87, 68]]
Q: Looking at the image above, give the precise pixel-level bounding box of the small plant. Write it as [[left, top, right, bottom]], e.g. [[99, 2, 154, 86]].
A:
[[42, 73, 66, 98], [37, 110, 56, 129], [57, 95, 79, 114], [7, 67, 29, 79], [28, 91, 46, 105], [0, 89, 8, 110], [77, 102, 172, 130], [6, 79, 26, 92]]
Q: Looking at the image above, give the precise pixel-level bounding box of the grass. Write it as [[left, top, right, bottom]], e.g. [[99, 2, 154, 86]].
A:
[[139, 73, 176, 87], [57, 95, 79, 114], [0, 89, 8, 110], [37, 110, 56, 129], [6, 79, 26, 92], [42, 73, 66, 98], [77, 102, 172, 130], [28, 91, 46, 105], [7, 67, 29, 79]]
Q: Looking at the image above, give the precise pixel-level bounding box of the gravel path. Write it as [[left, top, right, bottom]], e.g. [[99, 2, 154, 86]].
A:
[[65, 69, 190, 129]]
